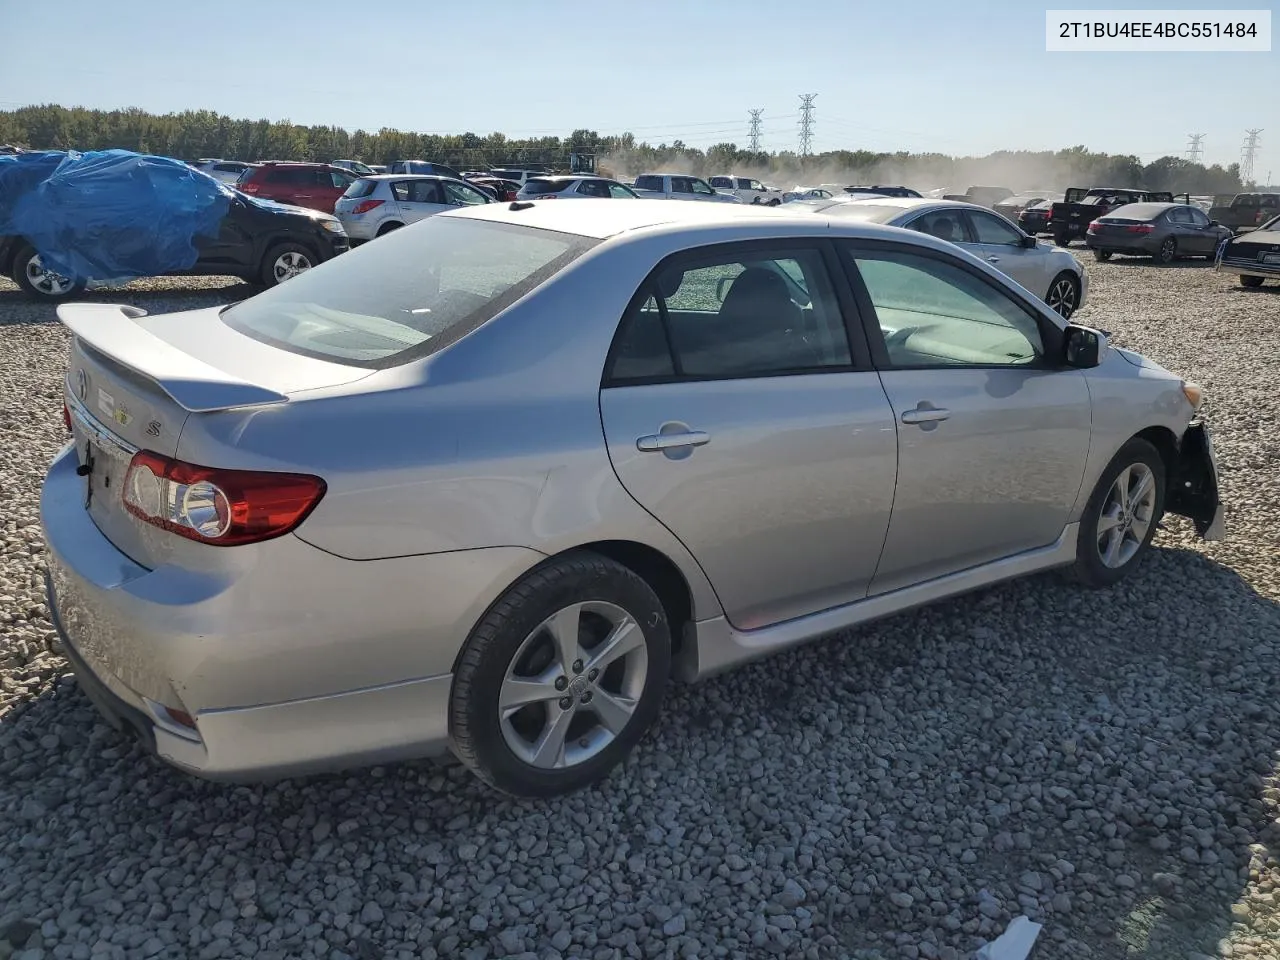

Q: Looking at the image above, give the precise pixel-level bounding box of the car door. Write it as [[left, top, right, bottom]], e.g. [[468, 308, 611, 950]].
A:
[[1183, 205, 1220, 254], [840, 242, 1091, 595], [669, 176, 695, 199], [192, 196, 258, 272], [313, 170, 354, 213], [599, 241, 899, 630], [962, 209, 1049, 297], [392, 179, 448, 223]]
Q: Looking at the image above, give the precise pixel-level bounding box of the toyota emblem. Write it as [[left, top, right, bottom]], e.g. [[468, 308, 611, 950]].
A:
[[76, 368, 88, 401]]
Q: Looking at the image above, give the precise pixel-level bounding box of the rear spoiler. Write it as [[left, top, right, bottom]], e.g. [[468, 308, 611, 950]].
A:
[[56, 303, 288, 413]]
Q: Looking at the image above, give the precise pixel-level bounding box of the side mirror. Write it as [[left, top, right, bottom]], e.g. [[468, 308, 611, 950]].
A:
[[1209, 220, 1221, 226], [1063, 323, 1105, 369], [715, 277, 732, 302], [1021, 234, 1038, 248]]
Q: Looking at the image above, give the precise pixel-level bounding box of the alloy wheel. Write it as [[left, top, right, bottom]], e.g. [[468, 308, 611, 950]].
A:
[[498, 601, 648, 769], [25, 255, 75, 296], [1046, 277, 1078, 318], [272, 251, 312, 283], [1096, 463, 1157, 568]]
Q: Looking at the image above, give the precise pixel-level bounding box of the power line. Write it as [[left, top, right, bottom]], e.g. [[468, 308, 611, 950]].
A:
[[748, 109, 763, 153], [798, 94, 817, 158], [1242, 129, 1263, 184], [1186, 133, 1205, 164]]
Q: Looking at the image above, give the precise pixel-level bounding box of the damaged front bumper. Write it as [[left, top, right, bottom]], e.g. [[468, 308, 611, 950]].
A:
[[1167, 422, 1226, 540]]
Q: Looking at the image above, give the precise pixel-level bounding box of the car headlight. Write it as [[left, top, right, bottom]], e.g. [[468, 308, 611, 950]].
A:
[[1182, 380, 1205, 412], [319, 220, 346, 234]]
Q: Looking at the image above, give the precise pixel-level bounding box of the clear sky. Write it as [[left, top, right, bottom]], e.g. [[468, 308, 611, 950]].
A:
[[0, 0, 1274, 174]]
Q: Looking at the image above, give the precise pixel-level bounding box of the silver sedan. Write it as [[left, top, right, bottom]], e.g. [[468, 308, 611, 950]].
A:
[[797, 196, 1089, 319], [41, 200, 1223, 798]]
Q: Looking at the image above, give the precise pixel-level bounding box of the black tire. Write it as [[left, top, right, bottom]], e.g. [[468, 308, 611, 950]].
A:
[[376, 221, 403, 237], [10, 242, 86, 301], [767, 198, 781, 206], [259, 242, 315, 288], [1240, 275, 1265, 288], [1045, 271, 1082, 319], [1053, 228, 1071, 247], [1154, 237, 1177, 264], [1067, 438, 1165, 588], [1093, 249, 1113, 262], [450, 551, 671, 797]]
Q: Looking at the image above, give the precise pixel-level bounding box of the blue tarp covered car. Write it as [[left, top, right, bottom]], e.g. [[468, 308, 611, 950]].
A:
[[0, 149, 350, 300]]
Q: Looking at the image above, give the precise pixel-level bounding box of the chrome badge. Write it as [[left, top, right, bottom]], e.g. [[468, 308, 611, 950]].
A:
[[146, 420, 161, 437], [76, 368, 88, 401]]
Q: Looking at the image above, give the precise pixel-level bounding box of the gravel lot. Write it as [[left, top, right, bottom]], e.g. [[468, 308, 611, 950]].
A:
[[1, 258, 1278, 960]]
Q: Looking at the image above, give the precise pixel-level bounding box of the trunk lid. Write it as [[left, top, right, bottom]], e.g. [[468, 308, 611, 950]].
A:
[[59, 302, 374, 568]]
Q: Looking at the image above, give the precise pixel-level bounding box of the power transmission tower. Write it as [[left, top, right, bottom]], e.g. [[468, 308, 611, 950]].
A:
[[1241, 129, 1263, 184], [747, 109, 764, 153], [1186, 133, 1205, 164], [798, 94, 817, 158]]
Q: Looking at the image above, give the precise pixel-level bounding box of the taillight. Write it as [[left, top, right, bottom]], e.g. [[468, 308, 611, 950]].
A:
[[1125, 224, 1154, 234], [63, 402, 72, 433], [351, 199, 384, 214], [122, 451, 326, 546], [1087, 221, 1100, 233]]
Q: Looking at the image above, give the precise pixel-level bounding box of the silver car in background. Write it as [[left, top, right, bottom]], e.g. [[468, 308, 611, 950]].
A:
[[801, 197, 1089, 319], [334, 173, 492, 242], [516, 176, 640, 200], [41, 201, 1223, 798]]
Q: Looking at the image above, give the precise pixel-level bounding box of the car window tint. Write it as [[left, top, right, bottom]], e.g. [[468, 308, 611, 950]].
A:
[[709, 177, 732, 188], [691, 179, 716, 195], [851, 251, 1043, 368], [968, 212, 1022, 245], [670, 177, 692, 193], [616, 248, 852, 380], [608, 293, 677, 381], [1189, 207, 1210, 226], [910, 210, 969, 244], [329, 171, 353, 189], [343, 179, 378, 199], [409, 180, 443, 203], [607, 183, 636, 199], [1168, 206, 1192, 224]]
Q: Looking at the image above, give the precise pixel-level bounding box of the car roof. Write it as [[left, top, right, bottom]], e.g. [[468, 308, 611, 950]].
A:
[[361, 173, 455, 181], [1104, 202, 1182, 218], [813, 198, 999, 222], [441, 197, 1003, 249]]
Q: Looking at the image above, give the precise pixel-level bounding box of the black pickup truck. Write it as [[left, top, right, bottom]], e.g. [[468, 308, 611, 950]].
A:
[[1048, 187, 1176, 246]]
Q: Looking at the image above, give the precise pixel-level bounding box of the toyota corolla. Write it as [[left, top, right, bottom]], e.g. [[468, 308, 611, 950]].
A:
[[41, 200, 1224, 798]]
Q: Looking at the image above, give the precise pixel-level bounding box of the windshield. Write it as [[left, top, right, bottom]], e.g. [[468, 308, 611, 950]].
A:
[[222, 217, 597, 368], [1257, 214, 1280, 231], [521, 179, 569, 195]]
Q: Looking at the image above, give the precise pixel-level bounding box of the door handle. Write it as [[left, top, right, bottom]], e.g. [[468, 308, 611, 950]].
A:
[[637, 430, 709, 452], [900, 405, 951, 425]]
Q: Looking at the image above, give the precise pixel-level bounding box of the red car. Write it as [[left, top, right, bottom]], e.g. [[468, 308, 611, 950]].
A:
[[237, 162, 359, 214]]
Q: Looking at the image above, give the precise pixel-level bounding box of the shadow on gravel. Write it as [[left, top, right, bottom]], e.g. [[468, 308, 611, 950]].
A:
[[0, 281, 256, 324], [1, 545, 1278, 960]]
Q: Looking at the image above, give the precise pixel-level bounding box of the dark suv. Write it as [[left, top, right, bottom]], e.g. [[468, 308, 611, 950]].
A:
[[3, 193, 350, 301], [237, 162, 359, 213]]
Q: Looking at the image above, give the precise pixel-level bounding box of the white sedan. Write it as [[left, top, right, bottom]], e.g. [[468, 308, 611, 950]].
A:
[[801, 197, 1088, 319]]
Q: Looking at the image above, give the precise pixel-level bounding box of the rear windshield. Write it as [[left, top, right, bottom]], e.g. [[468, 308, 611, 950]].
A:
[[342, 178, 378, 199], [522, 178, 569, 195], [221, 218, 597, 368]]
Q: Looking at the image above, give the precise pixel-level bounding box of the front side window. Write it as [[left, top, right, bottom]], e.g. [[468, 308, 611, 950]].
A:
[[848, 249, 1044, 368], [607, 246, 853, 382], [670, 177, 693, 193], [967, 211, 1023, 245], [691, 179, 716, 195], [445, 181, 488, 205], [222, 219, 596, 368], [608, 182, 638, 199]]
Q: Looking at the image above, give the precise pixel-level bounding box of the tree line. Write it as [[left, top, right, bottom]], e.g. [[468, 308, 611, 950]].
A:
[[0, 103, 1249, 196]]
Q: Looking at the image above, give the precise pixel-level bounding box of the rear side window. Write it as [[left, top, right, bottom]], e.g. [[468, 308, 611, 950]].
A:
[[223, 219, 597, 368], [265, 167, 314, 185], [634, 175, 662, 191], [343, 178, 378, 199], [709, 177, 732, 188]]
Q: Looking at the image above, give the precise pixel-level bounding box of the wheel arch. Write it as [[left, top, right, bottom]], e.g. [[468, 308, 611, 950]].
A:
[[1134, 424, 1178, 480], [449, 538, 696, 676]]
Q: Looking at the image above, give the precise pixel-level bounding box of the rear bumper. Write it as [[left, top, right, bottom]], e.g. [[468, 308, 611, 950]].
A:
[[1217, 256, 1280, 280], [40, 443, 542, 781], [1085, 235, 1159, 255]]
